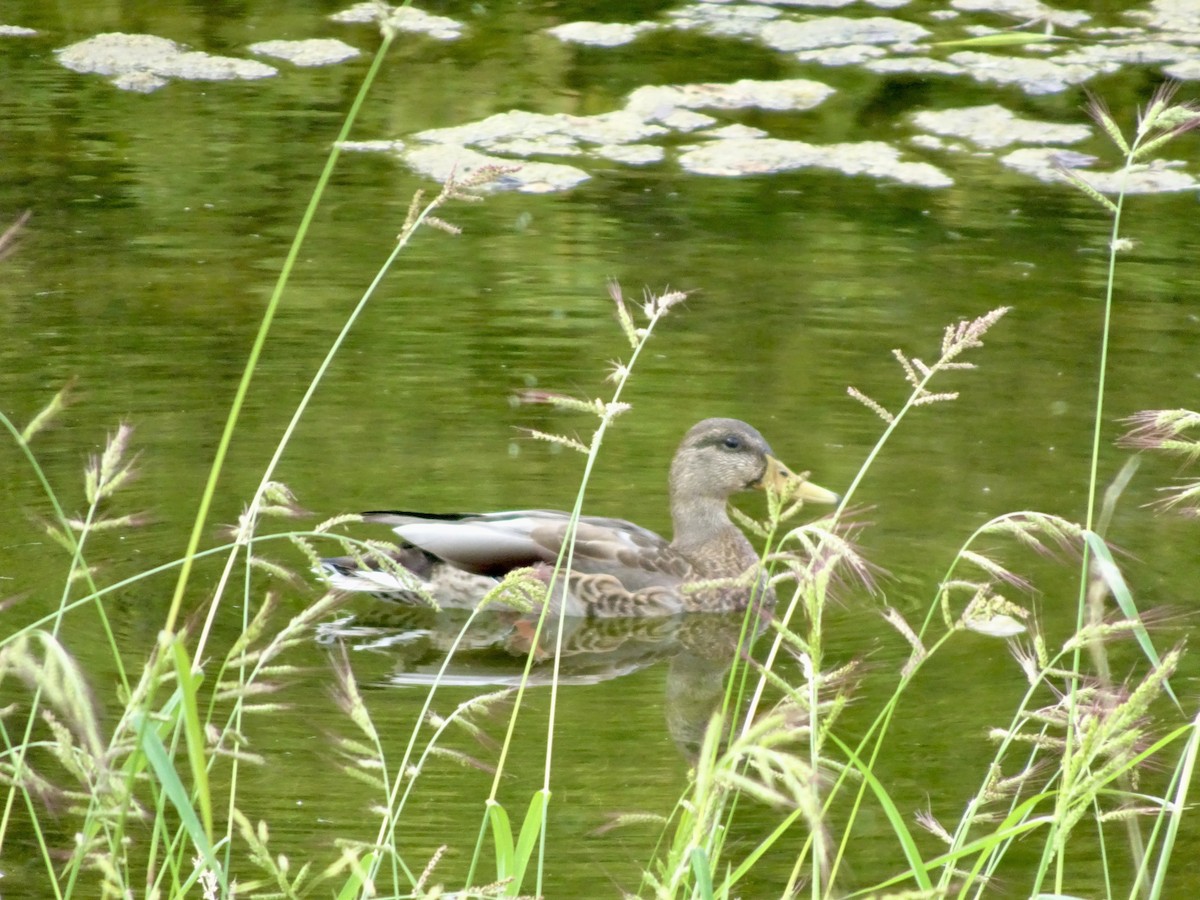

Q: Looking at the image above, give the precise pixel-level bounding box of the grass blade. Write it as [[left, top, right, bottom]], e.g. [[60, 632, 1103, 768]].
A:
[[828, 731, 934, 891], [1083, 531, 1180, 709], [932, 33, 1065, 48], [510, 790, 548, 896], [487, 799, 515, 883], [134, 711, 225, 892], [690, 846, 715, 900], [335, 850, 376, 900], [171, 637, 213, 841], [1147, 714, 1200, 899]]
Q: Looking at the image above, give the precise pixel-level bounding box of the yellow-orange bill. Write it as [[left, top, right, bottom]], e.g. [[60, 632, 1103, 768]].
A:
[[759, 455, 840, 505]]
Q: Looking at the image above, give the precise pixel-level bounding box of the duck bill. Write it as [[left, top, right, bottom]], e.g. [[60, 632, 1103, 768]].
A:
[[758, 455, 840, 505]]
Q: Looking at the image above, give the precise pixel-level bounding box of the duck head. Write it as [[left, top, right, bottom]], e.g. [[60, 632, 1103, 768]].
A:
[[668, 418, 838, 542]]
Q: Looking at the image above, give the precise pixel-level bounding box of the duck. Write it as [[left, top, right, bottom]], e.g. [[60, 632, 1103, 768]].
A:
[[320, 418, 838, 618]]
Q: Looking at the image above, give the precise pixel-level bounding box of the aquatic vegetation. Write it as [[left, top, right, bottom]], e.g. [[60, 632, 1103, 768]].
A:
[[247, 39, 361, 67], [56, 33, 278, 93], [330, 1, 1200, 193]]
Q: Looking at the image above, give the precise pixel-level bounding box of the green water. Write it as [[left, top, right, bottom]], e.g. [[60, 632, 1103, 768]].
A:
[[2, 1, 1199, 896]]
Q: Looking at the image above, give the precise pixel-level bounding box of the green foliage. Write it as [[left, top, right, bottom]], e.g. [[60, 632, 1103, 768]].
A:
[[486, 793, 548, 896]]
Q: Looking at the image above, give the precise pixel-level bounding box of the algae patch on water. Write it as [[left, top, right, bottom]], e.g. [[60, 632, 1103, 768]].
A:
[[56, 33, 277, 93]]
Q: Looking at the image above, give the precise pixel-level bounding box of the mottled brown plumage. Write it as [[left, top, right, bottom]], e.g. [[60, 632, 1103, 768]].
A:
[[321, 418, 838, 617]]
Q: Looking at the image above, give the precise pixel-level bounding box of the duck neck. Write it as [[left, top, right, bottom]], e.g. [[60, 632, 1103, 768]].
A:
[[670, 493, 755, 565]]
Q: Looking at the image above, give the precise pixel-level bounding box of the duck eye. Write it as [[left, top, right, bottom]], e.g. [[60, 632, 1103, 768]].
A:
[[721, 435, 742, 450]]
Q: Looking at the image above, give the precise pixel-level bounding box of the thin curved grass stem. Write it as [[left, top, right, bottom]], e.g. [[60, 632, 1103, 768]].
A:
[[189, 33, 398, 662], [165, 29, 396, 642], [1046, 117, 1135, 900]]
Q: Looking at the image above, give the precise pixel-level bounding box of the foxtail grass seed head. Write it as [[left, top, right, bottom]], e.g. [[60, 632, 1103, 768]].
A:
[[882, 607, 926, 660], [915, 806, 954, 844], [1063, 619, 1148, 652], [1010, 640, 1043, 686], [609, 279, 639, 348], [777, 516, 879, 597], [1118, 408, 1200, 458], [603, 400, 632, 422], [729, 503, 769, 539], [247, 556, 302, 585], [65, 512, 148, 533], [1153, 481, 1200, 516], [415, 845, 447, 894], [1, 632, 106, 759], [992, 763, 1049, 800], [1131, 128, 1184, 161], [449, 163, 517, 196], [913, 390, 959, 407], [606, 359, 631, 384], [424, 215, 462, 235], [959, 549, 1032, 592], [893, 348, 922, 387], [314, 512, 366, 533], [1118, 644, 1182, 724], [980, 511, 1084, 559], [989, 727, 1065, 751], [863, 307, 1010, 421], [449, 689, 511, 748], [85, 422, 139, 505], [401, 189, 425, 234], [518, 426, 589, 455], [1156, 103, 1200, 138], [941, 306, 1010, 361], [513, 388, 601, 417], [259, 481, 308, 518], [642, 286, 688, 319], [847, 385, 894, 422], [1034, 631, 1049, 668], [1137, 81, 1181, 139], [478, 567, 546, 612], [590, 811, 671, 837], [1086, 91, 1132, 154], [427, 744, 496, 774], [21, 379, 74, 443], [1055, 162, 1120, 213]]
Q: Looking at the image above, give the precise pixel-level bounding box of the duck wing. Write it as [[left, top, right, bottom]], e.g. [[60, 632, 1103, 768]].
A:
[[363, 509, 693, 591]]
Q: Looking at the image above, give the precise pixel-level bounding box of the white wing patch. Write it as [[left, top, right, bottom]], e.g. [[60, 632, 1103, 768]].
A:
[[396, 517, 554, 568]]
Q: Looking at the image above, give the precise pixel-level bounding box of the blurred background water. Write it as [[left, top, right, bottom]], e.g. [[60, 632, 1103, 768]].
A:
[[1, 0, 1199, 895]]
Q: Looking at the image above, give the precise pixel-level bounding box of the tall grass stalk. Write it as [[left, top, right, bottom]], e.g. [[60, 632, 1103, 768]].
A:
[[165, 25, 394, 641], [196, 167, 498, 889], [0, 410, 143, 893], [453, 284, 690, 898], [1036, 84, 1200, 899]]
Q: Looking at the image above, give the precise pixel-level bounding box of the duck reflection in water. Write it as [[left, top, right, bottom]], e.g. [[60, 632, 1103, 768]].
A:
[[316, 604, 774, 760]]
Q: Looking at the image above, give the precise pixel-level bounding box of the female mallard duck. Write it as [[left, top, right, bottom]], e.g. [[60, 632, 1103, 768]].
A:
[[321, 418, 838, 617]]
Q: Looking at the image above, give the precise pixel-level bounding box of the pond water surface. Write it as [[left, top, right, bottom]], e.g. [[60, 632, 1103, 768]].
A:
[[2, 1, 1200, 897]]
